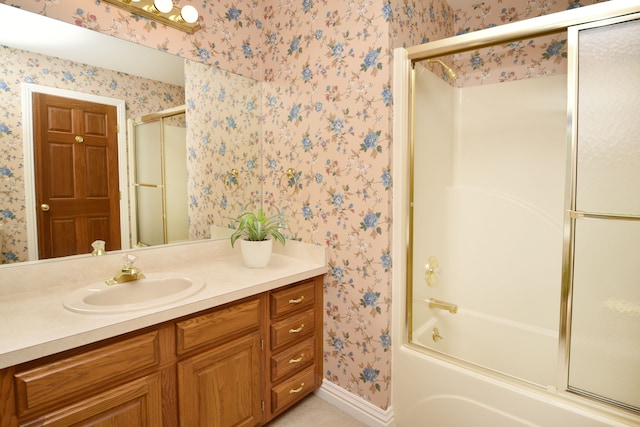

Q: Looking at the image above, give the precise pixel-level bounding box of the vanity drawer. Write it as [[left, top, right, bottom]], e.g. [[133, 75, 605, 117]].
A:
[[270, 308, 315, 351], [176, 297, 261, 355], [14, 331, 161, 417], [270, 280, 315, 318], [270, 366, 316, 413], [270, 336, 314, 382]]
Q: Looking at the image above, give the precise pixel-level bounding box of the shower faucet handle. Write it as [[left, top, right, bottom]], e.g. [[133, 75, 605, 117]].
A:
[[425, 256, 441, 286]]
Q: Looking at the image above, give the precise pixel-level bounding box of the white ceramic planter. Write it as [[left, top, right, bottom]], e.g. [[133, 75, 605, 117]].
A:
[[240, 239, 273, 268]]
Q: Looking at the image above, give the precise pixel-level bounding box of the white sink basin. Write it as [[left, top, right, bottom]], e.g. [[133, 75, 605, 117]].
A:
[[63, 273, 205, 314]]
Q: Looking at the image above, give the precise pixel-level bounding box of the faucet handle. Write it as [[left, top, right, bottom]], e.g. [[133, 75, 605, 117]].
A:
[[91, 240, 106, 256], [122, 253, 138, 268]]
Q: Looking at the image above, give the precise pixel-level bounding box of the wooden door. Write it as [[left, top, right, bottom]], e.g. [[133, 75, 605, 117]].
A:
[[33, 93, 121, 259], [177, 332, 263, 427]]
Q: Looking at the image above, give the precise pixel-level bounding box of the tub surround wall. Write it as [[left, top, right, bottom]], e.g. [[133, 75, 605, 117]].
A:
[[0, 239, 326, 370], [412, 61, 567, 389]]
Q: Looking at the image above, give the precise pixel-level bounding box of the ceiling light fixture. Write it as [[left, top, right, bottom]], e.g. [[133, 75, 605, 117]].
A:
[[102, 0, 201, 33]]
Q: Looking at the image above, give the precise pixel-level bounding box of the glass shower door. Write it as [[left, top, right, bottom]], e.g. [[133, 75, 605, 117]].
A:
[[130, 108, 188, 247], [410, 53, 566, 388], [566, 13, 640, 411], [133, 120, 165, 246]]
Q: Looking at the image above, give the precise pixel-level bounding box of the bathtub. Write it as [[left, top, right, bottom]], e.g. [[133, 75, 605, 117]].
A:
[[411, 299, 558, 388], [392, 345, 637, 427], [391, 304, 637, 427]]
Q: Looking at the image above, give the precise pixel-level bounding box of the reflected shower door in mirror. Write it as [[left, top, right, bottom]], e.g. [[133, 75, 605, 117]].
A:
[[130, 107, 188, 247], [0, 5, 262, 265]]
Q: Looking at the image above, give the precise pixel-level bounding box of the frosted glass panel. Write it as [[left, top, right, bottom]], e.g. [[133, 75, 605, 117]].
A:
[[568, 16, 640, 412], [135, 186, 164, 246], [575, 18, 640, 215], [569, 220, 640, 409], [164, 123, 188, 243], [134, 121, 162, 185]]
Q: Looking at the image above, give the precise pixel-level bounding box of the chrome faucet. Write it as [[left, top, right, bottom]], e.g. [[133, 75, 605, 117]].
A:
[[106, 254, 145, 285]]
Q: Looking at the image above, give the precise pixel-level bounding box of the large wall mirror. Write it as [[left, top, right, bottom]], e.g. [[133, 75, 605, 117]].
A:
[[0, 4, 262, 265]]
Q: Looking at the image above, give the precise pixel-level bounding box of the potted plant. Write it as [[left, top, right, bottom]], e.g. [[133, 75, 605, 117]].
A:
[[230, 208, 286, 268]]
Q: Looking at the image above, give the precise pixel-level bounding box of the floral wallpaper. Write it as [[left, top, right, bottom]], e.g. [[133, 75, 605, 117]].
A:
[[423, 0, 608, 86], [0, 0, 611, 412], [0, 44, 184, 263], [184, 59, 262, 239]]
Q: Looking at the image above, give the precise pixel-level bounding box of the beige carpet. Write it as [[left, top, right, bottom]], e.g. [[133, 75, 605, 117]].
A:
[[267, 394, 368, 427]]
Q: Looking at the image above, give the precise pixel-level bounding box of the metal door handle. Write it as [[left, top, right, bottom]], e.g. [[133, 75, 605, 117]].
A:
[[41, 203, 50, 212]]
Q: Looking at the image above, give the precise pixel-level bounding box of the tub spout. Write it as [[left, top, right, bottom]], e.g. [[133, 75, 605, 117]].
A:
[[427, 298, 458, 314]]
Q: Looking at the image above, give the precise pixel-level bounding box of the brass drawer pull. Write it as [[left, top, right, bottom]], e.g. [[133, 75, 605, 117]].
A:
[[289, 383, 305, 394], [288, 324, 305, 334], [289, 355, 304, 364], [288, 296, 305, 304]]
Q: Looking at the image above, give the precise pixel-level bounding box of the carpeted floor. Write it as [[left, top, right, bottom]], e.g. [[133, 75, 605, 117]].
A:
[[267, 394, 368, 426]]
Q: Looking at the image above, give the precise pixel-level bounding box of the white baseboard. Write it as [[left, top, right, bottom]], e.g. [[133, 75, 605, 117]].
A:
[[315, 380, 394, 427]]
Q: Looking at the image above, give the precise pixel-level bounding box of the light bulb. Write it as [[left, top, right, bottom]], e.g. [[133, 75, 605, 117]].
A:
[[180, 5, 198, 24], [153, 0, 173, 14]]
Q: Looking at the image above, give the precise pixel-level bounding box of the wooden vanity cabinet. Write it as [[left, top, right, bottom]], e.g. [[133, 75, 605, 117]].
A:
[[264, 276, 324, 422], [176, 297, 263, 427], [0, 276, 323, 427], [0, 327, 175, 427]]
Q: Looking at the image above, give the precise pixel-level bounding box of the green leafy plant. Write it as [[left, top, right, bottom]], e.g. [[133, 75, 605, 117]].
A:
[[230, 208, 286, 248]]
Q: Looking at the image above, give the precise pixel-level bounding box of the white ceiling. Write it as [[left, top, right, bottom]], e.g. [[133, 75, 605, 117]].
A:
[[0, 4, 185, 86]]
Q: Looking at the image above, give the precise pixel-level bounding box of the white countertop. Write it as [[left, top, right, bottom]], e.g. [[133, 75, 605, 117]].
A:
[[0, 240, 326, 369]]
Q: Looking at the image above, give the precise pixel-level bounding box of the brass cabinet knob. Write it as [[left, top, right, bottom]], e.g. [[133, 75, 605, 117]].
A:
[[75, 135, 84, 143]]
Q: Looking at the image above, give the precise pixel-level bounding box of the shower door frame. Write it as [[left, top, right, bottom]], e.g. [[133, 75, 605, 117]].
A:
[[403, 0, 640, 419], [128, 105, 187, 247], [564, 12, 640, 413]]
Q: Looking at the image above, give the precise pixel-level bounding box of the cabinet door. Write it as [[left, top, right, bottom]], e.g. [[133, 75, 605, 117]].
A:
[[20, 374, 162, 427], [178, 331, 262, 427]]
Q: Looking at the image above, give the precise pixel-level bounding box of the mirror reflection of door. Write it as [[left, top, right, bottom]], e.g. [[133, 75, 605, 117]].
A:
[[33, 93, 121, 259]]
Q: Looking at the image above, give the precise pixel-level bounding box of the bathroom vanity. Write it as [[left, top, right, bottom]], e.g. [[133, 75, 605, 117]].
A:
[[0, 240, 326, 426]]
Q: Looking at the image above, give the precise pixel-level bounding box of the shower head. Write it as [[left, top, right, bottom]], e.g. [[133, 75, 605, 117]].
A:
[[427, 58, 457, 80]]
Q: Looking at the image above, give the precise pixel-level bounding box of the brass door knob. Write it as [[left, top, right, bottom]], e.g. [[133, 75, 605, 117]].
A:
[[40, 203, 50, 212]]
